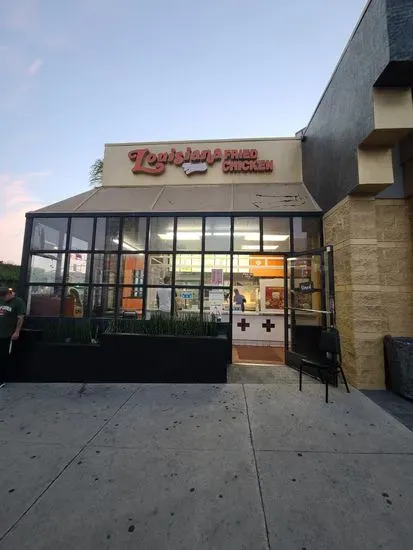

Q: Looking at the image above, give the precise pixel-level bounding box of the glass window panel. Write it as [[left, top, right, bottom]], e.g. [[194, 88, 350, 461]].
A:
[[234, 217, 260, 252], [176, 217, 202, 251], [232, 254, 285, 313], [175, 254, 201, 286], [119, 254, 145, 286], [92, 254, 118, 285], [91, 286, 116, 317], [26, 286, 62, 316], [149, 217, 174, 251], [66, 253, 91, 284], [95, 217, 120, 251], [147, 254, 173, 285], [62, 286, 89, 317], [203, 288, 230, 316], [205, 217, 230, 251], [122, 217, 146, 251], [232, 254, 258, 312], [204, 254, 230, 286], [263, 218, 290, 252], [145, 287, 174, 317], [176, 288, 200, 314], [293, 218, 321, 252], [29, 253, 65, 283], [69, 218, 94, 250], [118, 286, 143, 318], [31, 218, 68, 251]]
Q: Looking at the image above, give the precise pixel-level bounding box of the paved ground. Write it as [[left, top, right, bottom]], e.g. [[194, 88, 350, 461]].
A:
[[228, 364, 318, 384], [1, 381, 413, 550]]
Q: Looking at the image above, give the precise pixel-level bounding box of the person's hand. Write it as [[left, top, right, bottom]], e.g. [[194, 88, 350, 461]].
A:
[[11, 331, 20, 341]]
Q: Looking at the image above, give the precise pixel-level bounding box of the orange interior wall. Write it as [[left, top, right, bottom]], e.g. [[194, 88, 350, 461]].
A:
[[249, 256, 284, 277], [121, 256, 144, 311]]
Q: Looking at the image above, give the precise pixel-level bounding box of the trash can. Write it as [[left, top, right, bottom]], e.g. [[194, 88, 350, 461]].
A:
[[384, 335, 413, 400]]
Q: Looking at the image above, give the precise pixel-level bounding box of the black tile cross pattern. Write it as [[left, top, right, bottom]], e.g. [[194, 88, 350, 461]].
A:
[[237, 318, 250, 332], [262, 319, 275, 333]]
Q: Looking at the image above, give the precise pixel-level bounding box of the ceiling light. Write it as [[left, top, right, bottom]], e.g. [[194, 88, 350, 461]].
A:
[[112, 238, 138, 251], [244, 234, 289, 242], [241, 245, 261, 250]]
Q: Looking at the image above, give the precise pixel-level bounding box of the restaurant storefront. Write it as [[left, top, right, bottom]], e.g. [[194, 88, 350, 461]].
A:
[[19, 138, 333, 369]]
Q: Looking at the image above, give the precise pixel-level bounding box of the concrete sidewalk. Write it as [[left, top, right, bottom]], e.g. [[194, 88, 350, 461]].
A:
[[1, 382, 413, 549]]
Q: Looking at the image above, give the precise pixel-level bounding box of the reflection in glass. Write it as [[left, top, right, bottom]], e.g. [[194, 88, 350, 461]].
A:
[[120, 254, 145, 286], [175, 254, 201, 286], [122, 217, 146, 251], [263, 218, 290, 252], [146, 287, 174, 316], [176, 287, 200, 314], [118, 286, 143, 318], [31, 218, 68, 251], [69, 218, 94, 250], [91, 286, 116, 317], [293, 218, 321, 251], [66, 253, 91, 284], [27, 286, 62, 316], [176, 217, 202, 251], [92, 254, 118, 285], [203, 287, 230, 317], [95, 218, 120, 251], [147, 254, 173, 285], [149, 217, 174, 251], [205, 217, 231, 251], [204, 254, 230, 286], [234, 217, 260, 252], [63, 286, 88, 317], [29, 253, 65, 283]]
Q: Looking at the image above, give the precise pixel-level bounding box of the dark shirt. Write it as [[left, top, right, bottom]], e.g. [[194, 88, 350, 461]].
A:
[[0, 297, 25, 339]]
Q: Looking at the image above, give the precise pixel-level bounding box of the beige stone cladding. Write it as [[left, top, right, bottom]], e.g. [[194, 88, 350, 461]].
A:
[[323, 196, 413, 389]]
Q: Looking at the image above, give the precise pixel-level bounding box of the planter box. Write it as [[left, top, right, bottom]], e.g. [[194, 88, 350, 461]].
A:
[[11, 342, 100, 383], [10, 331, 228, 383], [384, 335, 413, 400], [100, 333, 228, 383]]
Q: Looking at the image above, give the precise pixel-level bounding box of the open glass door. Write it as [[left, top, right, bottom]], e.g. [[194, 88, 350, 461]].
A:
[[284, 246, 336, 380]]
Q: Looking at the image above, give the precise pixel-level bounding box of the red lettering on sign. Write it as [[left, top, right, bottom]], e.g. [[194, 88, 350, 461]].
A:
[[128, 149, 165, 175], [128, 146, 273, 175]]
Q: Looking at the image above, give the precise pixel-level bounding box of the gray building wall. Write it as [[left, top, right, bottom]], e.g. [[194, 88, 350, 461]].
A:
[[301, 0, 413, 211]]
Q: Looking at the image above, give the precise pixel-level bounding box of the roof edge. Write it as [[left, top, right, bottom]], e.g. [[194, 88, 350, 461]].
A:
[[104, 137, 300, 147]]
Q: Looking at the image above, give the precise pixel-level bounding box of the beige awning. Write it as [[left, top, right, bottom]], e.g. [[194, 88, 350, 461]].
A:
[[30, 183, 321, 215]]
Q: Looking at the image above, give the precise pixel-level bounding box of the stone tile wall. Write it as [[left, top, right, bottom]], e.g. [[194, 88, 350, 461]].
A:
[[323, 196, 413, 388]]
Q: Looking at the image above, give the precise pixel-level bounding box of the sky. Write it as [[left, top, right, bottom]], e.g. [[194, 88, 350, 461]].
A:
[[0, 0, 367, 264]]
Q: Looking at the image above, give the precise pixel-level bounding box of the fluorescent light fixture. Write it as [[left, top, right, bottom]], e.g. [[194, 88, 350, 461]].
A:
[[241, 245, 260, 250], [112, 238, 138, 251], [244, 234, 289, 242]]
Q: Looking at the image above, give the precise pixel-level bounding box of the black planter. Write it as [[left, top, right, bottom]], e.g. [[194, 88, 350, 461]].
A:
[[100, 333, 228, 383], [10, 332, 228, 383], [384, 335, 413, 400], [10, 342, 100, 383]]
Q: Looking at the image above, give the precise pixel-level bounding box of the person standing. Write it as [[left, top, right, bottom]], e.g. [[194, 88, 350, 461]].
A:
[[0, 287, 25, 388], [233, 288, 246, 312]]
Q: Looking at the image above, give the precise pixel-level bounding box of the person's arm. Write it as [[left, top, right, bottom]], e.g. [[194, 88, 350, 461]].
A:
[[12, 315, 24, 340], [11, 299, 25, 340]]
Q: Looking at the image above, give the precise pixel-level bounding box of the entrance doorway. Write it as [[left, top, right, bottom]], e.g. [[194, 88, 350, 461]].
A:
[[230, 246, 335, 370], [231, 254, 286, 366], [285, 246, 336, 376]]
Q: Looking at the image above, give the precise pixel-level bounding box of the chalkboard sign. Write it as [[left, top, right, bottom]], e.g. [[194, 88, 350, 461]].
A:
[[299, 281, 314, 294]]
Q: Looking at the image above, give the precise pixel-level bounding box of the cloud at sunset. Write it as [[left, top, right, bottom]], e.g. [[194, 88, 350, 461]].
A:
[[0, 173, 46, 264], [27, 57, 43, 76]]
